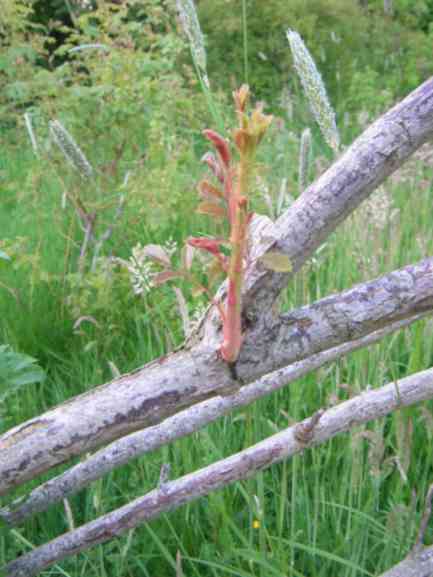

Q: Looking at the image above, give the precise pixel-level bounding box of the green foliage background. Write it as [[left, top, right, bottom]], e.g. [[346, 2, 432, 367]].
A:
[[1, 1, 433, 576]]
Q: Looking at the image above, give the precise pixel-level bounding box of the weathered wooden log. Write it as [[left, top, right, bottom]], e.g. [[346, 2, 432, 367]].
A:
[[0, 256, 432, 496], [378, 547, 433, 577], [1, 75, 432, 498], [3, 367, 433, 577], [2, 314, 426, 526]]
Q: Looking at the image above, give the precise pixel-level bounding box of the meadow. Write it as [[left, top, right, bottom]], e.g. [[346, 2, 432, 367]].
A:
[[1, 1, 433, 575]]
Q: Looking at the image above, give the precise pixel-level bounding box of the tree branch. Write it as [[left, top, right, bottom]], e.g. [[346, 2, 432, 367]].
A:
[[3, 367, 433, 577], [242, 75, 433, 317], [2, 314, 426, 526], [378, 547, 433, 577], [237, 256, 433, 381], [0, 256, 432, 496], [2, 78, 433, 497]]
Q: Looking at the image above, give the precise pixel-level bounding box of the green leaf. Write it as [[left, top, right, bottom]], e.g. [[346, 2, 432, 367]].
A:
[[0, 345, 45, 403], [259, 251, 292, 272]]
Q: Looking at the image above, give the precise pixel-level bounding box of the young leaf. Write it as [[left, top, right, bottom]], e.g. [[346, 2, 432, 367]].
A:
[[198, 179, 224, 200], [152, 271, 184, 286], [187, 237, 225, 256], [0, 345, 45, 403], [259, 251, 292, 272], [201, 152, 225, 183], [203, 129, 231, 167], [196, 201, 226, 219], [181, 243, 195, 271]]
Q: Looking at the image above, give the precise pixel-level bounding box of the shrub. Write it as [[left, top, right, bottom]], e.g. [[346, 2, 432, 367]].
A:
[[196, 0, 433, 113]]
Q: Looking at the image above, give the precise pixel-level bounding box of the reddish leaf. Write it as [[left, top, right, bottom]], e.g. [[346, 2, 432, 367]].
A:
[[198, 179, 224, 200], [152, 270, 184, 286], [233, 84, 250, 113], [187, 237, 226, 257], [196, 201, 226, 219], [201, 152, 224, 183], [203, 129, 231, 167]]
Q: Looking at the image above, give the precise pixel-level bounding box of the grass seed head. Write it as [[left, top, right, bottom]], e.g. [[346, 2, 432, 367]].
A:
[[49, 120, 94, 179], [176, 0, 208, 86], [287, 29, 340, 153]]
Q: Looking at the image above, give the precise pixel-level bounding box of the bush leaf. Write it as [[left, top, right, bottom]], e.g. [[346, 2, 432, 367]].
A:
[[0, 345, 45, 402], [259, 251, 292, 272]]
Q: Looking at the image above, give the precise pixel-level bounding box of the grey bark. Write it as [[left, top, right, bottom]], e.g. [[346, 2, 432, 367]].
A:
[[0, 257, 432, 496], [3, 367, 433, 577], [2, 314, 425, 526], [241, 75, 433, 318], [2, 77, 433, 575], [1, 77, 433, 496], [378, 546, 433, 577]]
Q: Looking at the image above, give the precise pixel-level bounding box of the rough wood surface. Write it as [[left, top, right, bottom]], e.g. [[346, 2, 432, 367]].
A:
[[2, 315, 425, 526], [378, 546, 433, 577], [241, 75, 433, 317], [0, 257, 432, 496], [1, 75, 433, 495], [4, 367, 433, 577], [2, 76, 433, 576]]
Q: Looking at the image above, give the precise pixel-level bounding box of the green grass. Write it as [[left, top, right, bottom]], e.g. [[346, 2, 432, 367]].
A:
[[1, 96, 433, 577]]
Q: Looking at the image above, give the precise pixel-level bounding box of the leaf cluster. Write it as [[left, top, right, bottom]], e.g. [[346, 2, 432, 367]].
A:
[[0, 345, 45, 404]]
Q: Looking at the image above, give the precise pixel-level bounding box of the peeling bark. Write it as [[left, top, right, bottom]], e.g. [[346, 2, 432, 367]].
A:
[[3, 367, 433, 577], [2, 315, 425, 526]]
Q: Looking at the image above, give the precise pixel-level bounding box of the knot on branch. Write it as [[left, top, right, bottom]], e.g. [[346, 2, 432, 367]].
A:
[[294, 409, 325, 445]]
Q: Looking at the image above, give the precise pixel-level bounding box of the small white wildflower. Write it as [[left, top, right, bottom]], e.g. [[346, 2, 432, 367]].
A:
[[164, 238, 178, 258], [127, 244, 156, 295], [49, 120, 94, 179], [176, 0, 209, 87], [298, 127, 312, 194], [287, 29, 340, 152]]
